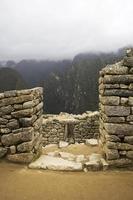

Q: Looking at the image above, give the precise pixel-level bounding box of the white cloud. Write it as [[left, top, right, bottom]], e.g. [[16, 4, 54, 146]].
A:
[[0, 0, 133, 60]]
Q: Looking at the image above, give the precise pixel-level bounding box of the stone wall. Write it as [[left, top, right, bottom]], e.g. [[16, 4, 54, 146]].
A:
[[99, 49, 133, 168], [0, 87, 43, 163], [42, 112, 99, 146]]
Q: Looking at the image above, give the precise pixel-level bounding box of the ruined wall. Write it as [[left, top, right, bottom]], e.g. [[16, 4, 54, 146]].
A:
[[0, 87, 43, 163], [99, 49, 133, 168], [42, 112, 99, 146]]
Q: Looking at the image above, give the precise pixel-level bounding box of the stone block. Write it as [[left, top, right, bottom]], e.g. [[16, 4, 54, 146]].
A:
[[0, 147, 7, 158], [7, 119, 19, 130], [126, 151, 133, 159], [108, 158, 132, 168], [23, 101, 34, 109], [123, 56, 133, 67], [120, 97, 128, 105], [17, 141, 33, 153], [0, 105, 14, 115], [100, 96, 120, 105], [129, 97, 133, 105], [11, 108, 34, 118], [105, 148, 119, 160], [4, 90, 17, 97], [104, 123, 133, 136], [104, 106, 130, 116], [1, 129, 33, 146], [6, 153, 34, 163], [0, 118, 8, 125], [19, 115, 37, 127], [104, 89, 133, 97], [103, 75, 133, 84], [124, 136, 133, 144]]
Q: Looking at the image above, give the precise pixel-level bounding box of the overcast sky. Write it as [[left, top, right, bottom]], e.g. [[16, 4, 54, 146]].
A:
[[0, 0, 133, 60]]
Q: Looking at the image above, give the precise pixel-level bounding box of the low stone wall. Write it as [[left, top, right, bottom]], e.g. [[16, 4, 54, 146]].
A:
[[42, 112, 99, 146], [0, 87, 43, 163], [99, 49, 133, 168]]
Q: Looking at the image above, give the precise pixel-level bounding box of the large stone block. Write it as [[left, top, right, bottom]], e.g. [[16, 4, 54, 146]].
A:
[[0, 147, 7, 158], [126, 151, 133, 159], [104, 89, 133, 97], [0, 105, 14, 115], [108, 158, 132, 168], [19, 115, 37, 127], [129, 97, 133, 105], [0, 118, 8, 125], [105, 148, 119, 160], [104, 123, 133, 136], [11, 108, 34, 118], [102, 64, 128, 75], [6, 153, 34, 163], [104, 106, 130, 116], [103, 75, 133, 84], [17, 141, 33, 153], [123, 56, 133, 67], [100, 96, 120, 105], [124, 136, 133, 144], [1, 128, 33, 146], [7, 119, 19, 130]]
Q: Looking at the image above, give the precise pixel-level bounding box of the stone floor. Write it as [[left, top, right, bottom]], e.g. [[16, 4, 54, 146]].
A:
[[29, 140, 108, 171]]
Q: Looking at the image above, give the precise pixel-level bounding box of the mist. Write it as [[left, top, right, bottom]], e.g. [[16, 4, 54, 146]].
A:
[[0, 0, 133, 60]]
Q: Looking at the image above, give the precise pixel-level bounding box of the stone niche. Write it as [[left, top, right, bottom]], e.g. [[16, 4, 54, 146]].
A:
[[42, 112, 99, 145], [0, 87, 43, 163], [99, 49, 133, 168]]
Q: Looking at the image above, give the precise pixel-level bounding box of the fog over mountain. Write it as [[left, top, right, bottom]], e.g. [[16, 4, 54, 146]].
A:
[[0, 0, 133, 60]]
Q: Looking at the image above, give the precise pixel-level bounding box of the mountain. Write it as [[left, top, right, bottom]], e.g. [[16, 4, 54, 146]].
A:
[[0, 67, 27, 93], [1, 48, 125, 114]]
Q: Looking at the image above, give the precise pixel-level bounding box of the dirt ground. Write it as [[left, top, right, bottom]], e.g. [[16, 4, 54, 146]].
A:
[[0, 160, 133, 200], [42, 143, 100, 156]]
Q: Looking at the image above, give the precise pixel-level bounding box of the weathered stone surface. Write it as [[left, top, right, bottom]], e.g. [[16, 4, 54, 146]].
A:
[[103, 75, 133, 84], [120, 97, 128, 105], [129, 83, 133, 90], [126, 151, 133, 159], [104, 123, 133, 135], [59, 141, 69, 148], [123, 56, 133, 67], [17, 89, 32, 96], [120, 84, 128, 89], [11, 108, 33, 118], [0, 105, 14, 115], [19, 115, 37, 127], [4, 90, 17, 97], [7, 153, 34, 163], [9, 146, 16, 154], [117, 143, 133, 150], [104, 106, 130, 116], [106, 141, 117, 149], [0, 118, 8, 125], [108, 158, 132, 168], [0, 128, 11, 134], [129, 97, 133, 105], [33, 116, 43, 130], [100, 96, 120, 105], [129, 68, 133, 74], [23, 101, 34, 109], [105, 135, 121, 142], [1, 129, 33, 146], [124, 136, 133, 144], [14, 104, 23, 110], [0, 93, 4, 99], [105, 148, 119, 160], [104, 89, 133, 97], [102, 64, 128, 75], [7, 119, 19, 130], [0, 95, 33, 107], [127, 115, 133, 122], [103, 116, 125, 123], [29, 155, 82, 171], [85, 139, 98, 146], [0, 147, 7, 158], [17, 141, 33, 153], [104, 84, 119, 89]]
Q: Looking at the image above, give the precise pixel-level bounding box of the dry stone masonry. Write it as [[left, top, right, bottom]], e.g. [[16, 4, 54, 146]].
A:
[[0, 87, 43, 163], [42, 112, 99, 146], [99, 49, 133, 168]]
